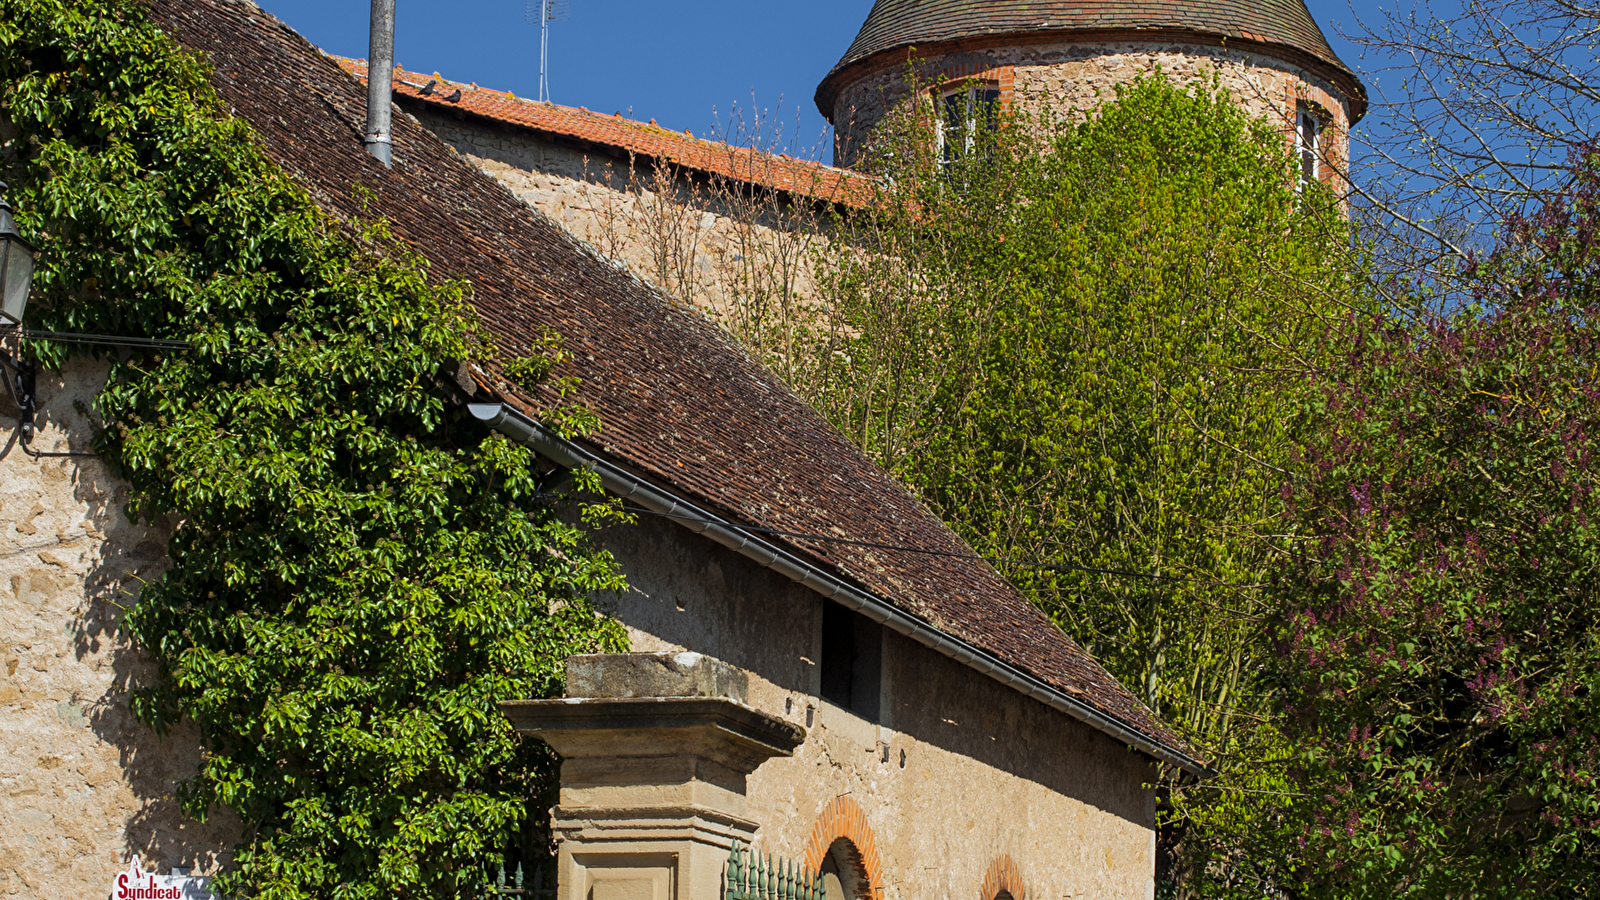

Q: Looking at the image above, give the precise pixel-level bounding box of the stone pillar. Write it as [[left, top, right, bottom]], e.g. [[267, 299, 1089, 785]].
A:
[[502, 653, 805, 900]]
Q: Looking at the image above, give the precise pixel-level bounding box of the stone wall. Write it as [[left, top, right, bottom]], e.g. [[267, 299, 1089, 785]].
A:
[[0, 358, 239, 897], [593, 510, 1158, 900], [2, 358, 1159, 899], [830, 39, 1353, 190], [407, 106, 830, 337]]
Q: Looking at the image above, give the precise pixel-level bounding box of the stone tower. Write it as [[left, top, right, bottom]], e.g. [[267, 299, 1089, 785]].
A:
[[815, 0, 1365, 187]]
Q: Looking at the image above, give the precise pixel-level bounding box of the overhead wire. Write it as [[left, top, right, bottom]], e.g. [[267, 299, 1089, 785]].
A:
[[19, 329, 193, 350], [0, 329, 1261, 587], [17, 434, 97, 458]]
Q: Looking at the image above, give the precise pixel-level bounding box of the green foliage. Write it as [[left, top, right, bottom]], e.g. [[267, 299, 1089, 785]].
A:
[[1271, 149, 1600, 897], [804, 77, 1358, 895], [0, 1, 626, 897]]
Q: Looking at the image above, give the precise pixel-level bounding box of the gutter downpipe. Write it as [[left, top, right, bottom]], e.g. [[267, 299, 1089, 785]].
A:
[[469, 402, 1214, 779]]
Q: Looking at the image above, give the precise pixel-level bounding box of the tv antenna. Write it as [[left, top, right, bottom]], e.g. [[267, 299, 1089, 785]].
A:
[[526, 0, 570, 103]]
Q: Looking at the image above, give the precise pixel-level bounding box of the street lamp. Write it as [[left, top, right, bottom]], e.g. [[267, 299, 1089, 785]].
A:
[[0, 181, 39, 460], [0, 182, 36, 329]]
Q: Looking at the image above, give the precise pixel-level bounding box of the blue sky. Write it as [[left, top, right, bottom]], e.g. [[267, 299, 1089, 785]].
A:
[[256, 0, 1392, 165]]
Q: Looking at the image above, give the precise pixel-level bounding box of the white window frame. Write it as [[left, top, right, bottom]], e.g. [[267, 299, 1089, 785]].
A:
[[937, 83, 1001, 164], [1296, 103, 1323, 190]]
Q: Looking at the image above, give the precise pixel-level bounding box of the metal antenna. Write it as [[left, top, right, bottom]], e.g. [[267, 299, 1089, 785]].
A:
[[526, 0, 571, 102]]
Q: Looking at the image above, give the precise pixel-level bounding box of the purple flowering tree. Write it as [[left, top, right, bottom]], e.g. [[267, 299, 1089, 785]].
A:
[[1273, 147, 1600, 896]]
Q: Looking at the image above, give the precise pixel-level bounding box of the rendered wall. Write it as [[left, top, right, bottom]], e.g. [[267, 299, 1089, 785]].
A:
[[592, 511, 1159, 900], [1, 359, 1159, 900], [406, 105, 828, 329], [829, 39, 1352, 189], [0, 359, 239, 897]]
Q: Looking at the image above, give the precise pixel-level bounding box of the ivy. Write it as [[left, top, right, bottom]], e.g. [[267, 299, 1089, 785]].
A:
[[0, 1, 626, 897]]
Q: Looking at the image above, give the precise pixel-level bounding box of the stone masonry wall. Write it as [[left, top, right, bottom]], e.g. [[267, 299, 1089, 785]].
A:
[[407, 106, 830, 336], [0, 358, 239, 897], [1, 364, 1159, 900], [830, 39, 1353, 190], [593, 511, 1158, 900]]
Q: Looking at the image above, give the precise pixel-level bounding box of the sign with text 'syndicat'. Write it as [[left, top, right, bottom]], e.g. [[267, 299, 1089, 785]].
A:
[[109, 857, 217, 900]]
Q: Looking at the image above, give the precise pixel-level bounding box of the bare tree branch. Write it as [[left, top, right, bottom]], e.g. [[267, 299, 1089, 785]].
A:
[[1340, 0, 1599, 297]]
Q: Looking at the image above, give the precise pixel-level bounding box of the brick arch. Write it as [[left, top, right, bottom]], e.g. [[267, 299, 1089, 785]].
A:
[[979, 854, 1026, 900], [804, 796, 884, 900]]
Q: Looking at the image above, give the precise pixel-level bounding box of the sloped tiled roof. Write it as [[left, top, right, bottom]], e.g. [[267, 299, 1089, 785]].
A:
[[336, 59, 876, 208], [817, 0, 1364, 121], [149, 0, 1200, 771]]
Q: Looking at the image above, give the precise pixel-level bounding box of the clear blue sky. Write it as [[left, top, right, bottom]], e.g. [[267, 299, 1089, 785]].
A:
[[255, 0, 868, 161], [255, 0, 1392, 166]]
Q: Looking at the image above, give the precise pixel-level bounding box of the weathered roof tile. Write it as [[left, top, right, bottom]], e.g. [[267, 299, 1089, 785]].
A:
[[149, 0, 1200, 770], [816, 0, 1364, 120], [337, 58, 876, 208]]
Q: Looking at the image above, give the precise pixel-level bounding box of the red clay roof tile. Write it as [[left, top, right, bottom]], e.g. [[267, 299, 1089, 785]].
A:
[[337, 58, 877, 208]]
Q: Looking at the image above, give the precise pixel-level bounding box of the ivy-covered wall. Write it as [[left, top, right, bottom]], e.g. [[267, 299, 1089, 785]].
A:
[[0, 1, 626, 896]]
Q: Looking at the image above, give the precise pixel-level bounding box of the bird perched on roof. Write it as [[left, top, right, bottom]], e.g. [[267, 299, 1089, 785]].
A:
[[418, 79, 437, 96], [444, 88, 461, 102]]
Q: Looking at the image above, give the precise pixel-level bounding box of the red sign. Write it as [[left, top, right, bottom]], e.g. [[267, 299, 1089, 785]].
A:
[[110, 857, 216, 900]]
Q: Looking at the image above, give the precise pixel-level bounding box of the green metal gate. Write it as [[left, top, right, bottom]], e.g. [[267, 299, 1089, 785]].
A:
[[724, 839, 825, 900]]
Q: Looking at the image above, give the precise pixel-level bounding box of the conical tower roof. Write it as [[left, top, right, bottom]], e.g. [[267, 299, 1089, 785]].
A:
[[816, 0, 1364, 121]]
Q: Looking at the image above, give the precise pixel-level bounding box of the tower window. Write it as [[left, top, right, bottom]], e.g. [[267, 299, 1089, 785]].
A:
[[1296, 103, 1322, 189], [819, 600, 882, 720], [937, 83, 1001, 165]]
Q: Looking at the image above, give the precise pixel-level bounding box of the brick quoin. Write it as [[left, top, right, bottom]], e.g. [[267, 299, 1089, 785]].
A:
[[979, 854, 1026, 900], [927, 65, 1018, 116], [804, 796, 884, 899], [1286, 81, 1347, 191]]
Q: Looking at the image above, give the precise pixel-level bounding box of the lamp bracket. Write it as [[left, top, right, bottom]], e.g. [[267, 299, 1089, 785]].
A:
[[0, 331, 96, 460]]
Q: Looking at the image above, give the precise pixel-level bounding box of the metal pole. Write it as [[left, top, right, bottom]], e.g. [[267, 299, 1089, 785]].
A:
[[364, 0, 395, 167], [539, 0, 549, 102]]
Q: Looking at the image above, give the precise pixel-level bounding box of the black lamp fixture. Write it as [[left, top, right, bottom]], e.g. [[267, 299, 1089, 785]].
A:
[[0, 182, 188, 461], [0, 181, 35, 330], [0, 180, 43, 460], [0, 181, 164, 460]]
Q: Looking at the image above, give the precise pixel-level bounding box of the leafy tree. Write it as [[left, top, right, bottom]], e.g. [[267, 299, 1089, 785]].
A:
[[1272, 145, 1600, 897], [799, 78, 1359, 896], [0, 1, 625, 897]]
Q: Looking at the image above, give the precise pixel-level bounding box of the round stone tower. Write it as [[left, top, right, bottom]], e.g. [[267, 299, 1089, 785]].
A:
[[815, 0, 1365, 185]]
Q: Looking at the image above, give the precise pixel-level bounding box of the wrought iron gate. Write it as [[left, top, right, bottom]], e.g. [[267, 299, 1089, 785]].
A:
[[724, 839, 826, 900]]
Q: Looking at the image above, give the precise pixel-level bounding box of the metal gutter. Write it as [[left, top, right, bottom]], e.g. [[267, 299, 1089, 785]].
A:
[[469, 402, 1214, 779]]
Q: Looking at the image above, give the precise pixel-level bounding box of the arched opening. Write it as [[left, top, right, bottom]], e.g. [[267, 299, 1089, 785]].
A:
[[819, 837, 867, 900], [805, 796, 881, 900], [979, 854, 1025, 900]]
